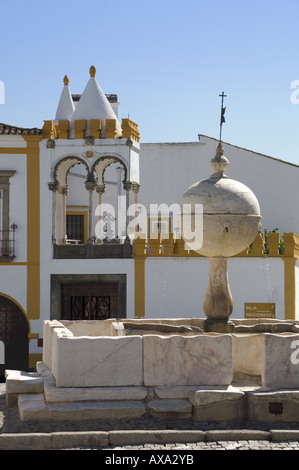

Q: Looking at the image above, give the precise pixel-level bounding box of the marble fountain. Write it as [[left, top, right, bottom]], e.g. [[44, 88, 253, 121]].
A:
[[6, 143, 299, 423]]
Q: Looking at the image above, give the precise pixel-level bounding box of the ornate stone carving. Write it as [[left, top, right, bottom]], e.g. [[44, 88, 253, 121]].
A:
[[132, 183, 140, 194], [123, 181, 132, 191], [85, 136, 94, 146], [46, 139, 55, 149], [48, 182, 59, 191], [59, 185, 69, 196], [96, 184, 106, 194], [85, 181, 96, 191]]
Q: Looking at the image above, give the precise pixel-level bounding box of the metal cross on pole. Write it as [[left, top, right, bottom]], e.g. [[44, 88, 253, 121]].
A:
[[219, 91, 227, 143]]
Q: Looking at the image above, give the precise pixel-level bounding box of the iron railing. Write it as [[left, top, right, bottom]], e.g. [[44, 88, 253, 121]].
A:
[[0, 224, 17, 257]]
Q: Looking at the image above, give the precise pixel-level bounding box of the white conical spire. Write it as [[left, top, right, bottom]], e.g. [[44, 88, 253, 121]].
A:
[[55, 75, 75, 120], [71, 66, 122, 137]]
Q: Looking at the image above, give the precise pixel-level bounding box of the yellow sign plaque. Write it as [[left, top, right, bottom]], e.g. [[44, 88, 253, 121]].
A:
[[244, 303, 276, 319]]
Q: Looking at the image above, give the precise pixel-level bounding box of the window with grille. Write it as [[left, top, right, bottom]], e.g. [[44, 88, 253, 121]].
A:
[[61, 283, 118, 320], [66, 214, 85, 243]]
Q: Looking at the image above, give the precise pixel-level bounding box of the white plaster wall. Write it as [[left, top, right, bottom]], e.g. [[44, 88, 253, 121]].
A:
[[0, 265, 27, 313], [145, 257, 209, 319], [228, 258, 284, 319], [0, 136, 26, 148], [139, 138, 299, 236], [0, 153, 27, 261], [144, 256, 285, 320]]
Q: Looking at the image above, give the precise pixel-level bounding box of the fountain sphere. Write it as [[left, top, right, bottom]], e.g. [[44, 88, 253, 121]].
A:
[[180, 142, 261, 332]]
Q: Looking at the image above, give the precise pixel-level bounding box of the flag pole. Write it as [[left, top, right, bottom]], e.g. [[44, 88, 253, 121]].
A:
[[219, 91, 227, 143]]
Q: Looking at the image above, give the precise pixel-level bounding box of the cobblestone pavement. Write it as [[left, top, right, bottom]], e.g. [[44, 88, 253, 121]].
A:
[[66, 440, 299, 450]]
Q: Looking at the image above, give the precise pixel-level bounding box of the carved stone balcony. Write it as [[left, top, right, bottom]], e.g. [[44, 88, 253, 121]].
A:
[[53, 239, 133, 259]]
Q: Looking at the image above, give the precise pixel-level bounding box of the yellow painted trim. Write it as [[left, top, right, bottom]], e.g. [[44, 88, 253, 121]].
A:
[[282, 233, 299, 320], [0, 262, 28, 265], [122, 119, 140, 142], [22, 135, 43, 320], [105, 119, 117, 138], [134, 237, 147, 318], [42, 120, 57, 139], [90, 119, 101, 139], [74, 120, 86, 139], [284, 258, 296, 320], [57, 120, 70, 139], [66, 210, 88, 244], [0, 148, 27, 154], [29, 353, 42, 368], [134, 258, 146, 318]]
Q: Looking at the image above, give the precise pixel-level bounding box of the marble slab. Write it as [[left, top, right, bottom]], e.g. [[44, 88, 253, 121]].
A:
[[262, 333, 299, 389], [143, 334, 232, 386], [52, 333, 143, 387]]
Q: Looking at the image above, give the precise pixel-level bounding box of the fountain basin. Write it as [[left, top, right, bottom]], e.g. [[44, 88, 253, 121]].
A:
[[6, 318, 299, 423], [42, 319, 299, 389], [43, 320, 233, 388]]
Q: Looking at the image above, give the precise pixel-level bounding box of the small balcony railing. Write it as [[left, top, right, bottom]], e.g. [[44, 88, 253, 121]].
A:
[[0, 224, 17, 258]]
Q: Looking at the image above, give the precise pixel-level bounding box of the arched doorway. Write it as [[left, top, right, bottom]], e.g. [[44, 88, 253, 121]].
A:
[[0, 296, 29, 379]]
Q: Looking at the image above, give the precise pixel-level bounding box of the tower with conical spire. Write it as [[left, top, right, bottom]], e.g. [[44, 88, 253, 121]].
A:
[[69, 66, 122, 138], [46, 65, 141, 247], [55, 75, 75, 121], [50, 66, 139, 142]]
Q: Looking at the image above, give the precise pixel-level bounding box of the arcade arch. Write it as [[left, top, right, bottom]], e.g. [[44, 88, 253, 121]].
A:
[[49, 154, 139, 244]]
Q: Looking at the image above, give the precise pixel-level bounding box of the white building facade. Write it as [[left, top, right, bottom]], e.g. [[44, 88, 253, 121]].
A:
[[0, 66, 298, 373]]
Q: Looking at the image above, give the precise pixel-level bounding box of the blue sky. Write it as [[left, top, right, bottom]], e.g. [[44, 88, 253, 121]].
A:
[[1, 0, 299, 165]]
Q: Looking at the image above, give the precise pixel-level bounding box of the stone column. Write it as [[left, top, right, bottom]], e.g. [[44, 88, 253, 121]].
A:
[[85, 180, 96, 244], [132, 183, 140, 233], [59, 185, 69, 244], [48, 182, 58, 244], [203, 257, 234, 332], [123, 181, 132, 240], [96, 184, 105, 244]]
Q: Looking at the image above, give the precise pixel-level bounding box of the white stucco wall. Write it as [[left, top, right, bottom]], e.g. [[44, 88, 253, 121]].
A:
[[0, 152, 27, 262], [144, 256, 285, 320], [228, 257, 284, 319], [0, 265, 27, 313], [139, 137, 299, 236]]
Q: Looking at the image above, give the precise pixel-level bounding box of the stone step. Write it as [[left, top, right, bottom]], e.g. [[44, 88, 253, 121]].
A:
[[6, 370, 44, 407], [18, 394, 147, 421], [6, 370, 44, 393], [148, 399, 192, 419], [43, 374, 148, 403]]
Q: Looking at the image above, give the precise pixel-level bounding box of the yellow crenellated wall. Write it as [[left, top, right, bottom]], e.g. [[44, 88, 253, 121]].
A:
[[42, 118, 140, 142], [133, 232, 299, 320]]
